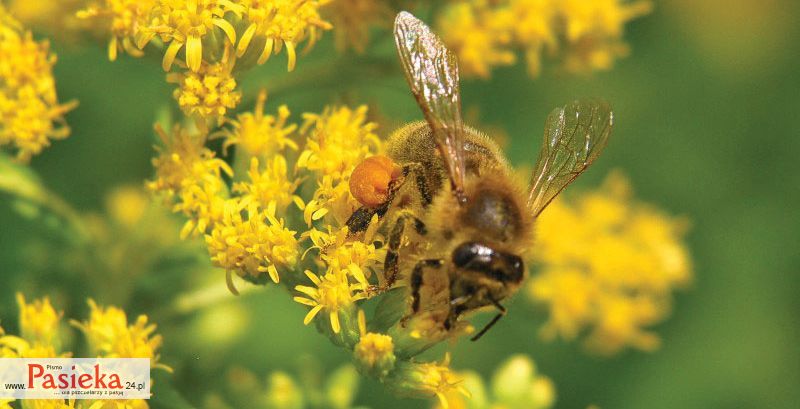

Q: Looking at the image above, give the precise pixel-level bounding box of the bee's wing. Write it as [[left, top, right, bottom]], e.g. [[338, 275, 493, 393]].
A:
[[527, 100, 613, 217], [394, 11, 466, 195]]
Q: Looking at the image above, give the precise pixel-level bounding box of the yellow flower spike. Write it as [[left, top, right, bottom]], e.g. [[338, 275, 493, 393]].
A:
[[0, 6, 76, 161], [528, 171, 691, 354]]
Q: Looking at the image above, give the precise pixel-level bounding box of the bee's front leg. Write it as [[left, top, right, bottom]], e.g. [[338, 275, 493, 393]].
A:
[[399, 258, 444, 327], [367, 211, 427, 296]]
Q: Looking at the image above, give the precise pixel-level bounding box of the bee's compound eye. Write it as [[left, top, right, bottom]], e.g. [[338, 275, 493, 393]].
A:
[[503, 254, 524, 283], [452, 242, 493, 268], [349, 155, 402, 207]]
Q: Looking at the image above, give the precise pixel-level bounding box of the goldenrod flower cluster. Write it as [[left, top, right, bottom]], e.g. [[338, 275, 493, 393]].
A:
[[0, 293, 166, 409], [76, 0, 332, 120], [0, 6, 76, 162], [528, 172, 692, 354], [436, 0, 652, 77]]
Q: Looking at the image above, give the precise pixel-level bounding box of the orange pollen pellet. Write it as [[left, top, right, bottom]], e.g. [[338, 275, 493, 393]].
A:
[[349, 155, 402, 207]]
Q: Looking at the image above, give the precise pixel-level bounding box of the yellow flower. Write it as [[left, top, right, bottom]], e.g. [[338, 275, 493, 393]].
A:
[[527, 171, 691, 354], [354, 310, 396, 378], [505, 0, 558, 76], [393, 354, 467, 409], [324, 0, 390, 53], [0, 6, 76, 162], [143, 0, 241, 72], [147, 123, 232, 236], [77, 0, 156, 60], [434, 0, 651, 77], [5, 0, 87, 40], [308, 224, 384, 275], [168, 52, 241, 119], [233, 156, 301, 212], [205, 198, 299, 291], [148, 124, 231, 197], [294, 269, 366, 334], [72, 300, 167, 369], [220, 89, 298, 158], [437, 1, 516, 78], [16, 293, 61, 347], [234, 0, 333, 71], [557, 0, 652, 73], [297, 105, 380, 180], [296, 105, 381, 225]]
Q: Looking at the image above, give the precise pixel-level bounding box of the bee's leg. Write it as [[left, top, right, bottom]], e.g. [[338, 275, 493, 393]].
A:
[[399, 258, 444, 327], [470, 297, 506, 341], [402, 162, 432, 206], [371, 211, 427, 294], [409, 259, 444, 312]]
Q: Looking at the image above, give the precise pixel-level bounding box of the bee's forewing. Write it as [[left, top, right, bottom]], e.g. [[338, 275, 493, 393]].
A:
[[394, 11, 466, 195], [527, 100, 613, 217]]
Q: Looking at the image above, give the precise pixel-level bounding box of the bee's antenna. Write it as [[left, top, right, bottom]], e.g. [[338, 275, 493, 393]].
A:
[[470, 298, 507, 341]]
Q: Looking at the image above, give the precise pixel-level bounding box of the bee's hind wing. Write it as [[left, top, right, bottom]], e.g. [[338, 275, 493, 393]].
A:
[[527, 100, 613, 217]]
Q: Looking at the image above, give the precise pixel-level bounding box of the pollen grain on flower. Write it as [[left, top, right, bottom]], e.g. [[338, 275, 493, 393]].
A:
[[528, 171, 691, 354]]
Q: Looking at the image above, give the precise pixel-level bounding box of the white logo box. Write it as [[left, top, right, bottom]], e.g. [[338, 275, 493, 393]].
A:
[[0, 358, 150, 399]]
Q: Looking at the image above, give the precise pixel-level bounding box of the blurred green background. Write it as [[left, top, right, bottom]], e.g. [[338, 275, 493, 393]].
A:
[[1, 0, 798, 408]]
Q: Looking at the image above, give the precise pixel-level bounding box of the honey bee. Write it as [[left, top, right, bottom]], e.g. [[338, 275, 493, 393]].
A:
[[346, 12, 614, 340]]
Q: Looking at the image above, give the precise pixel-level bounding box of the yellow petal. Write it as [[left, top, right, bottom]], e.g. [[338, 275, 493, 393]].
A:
[[286, 41, 296, 71], [303, 305, 323, 325], [108, 37, 118, 61], [267, 265, 279, 283], [257, 37, 275, 65], [162, 41, 183, 72], [237, 24, 257, 57], [213, 18, 237, 44], [293, 297, 316, 307], [329, 311, 341, 334], [186, 35, 203, 72]]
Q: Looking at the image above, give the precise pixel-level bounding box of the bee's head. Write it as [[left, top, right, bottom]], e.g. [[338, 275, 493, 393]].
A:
[[452, 242, 524, 284]]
